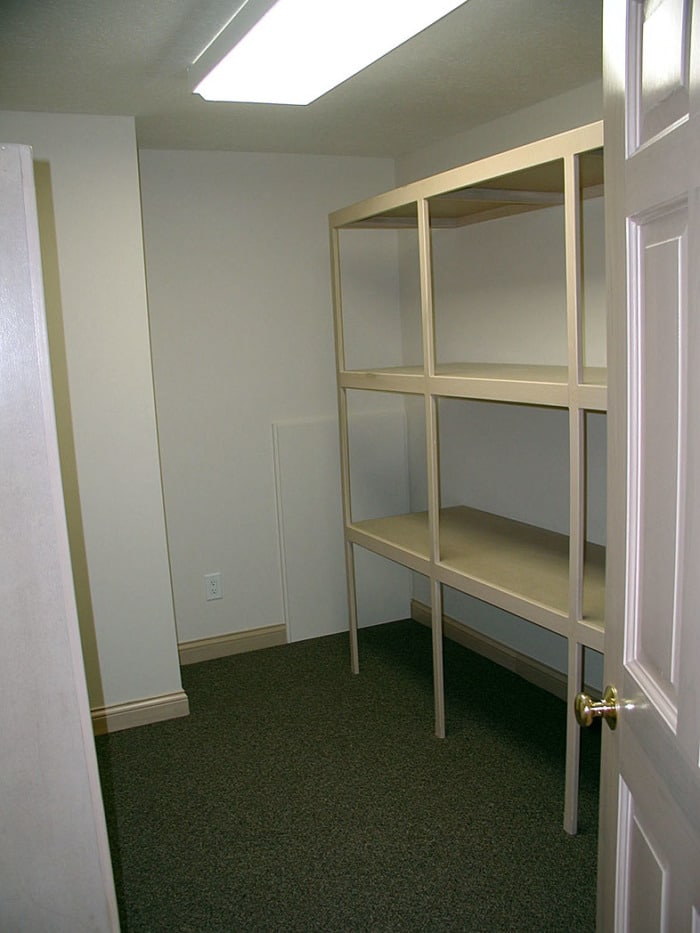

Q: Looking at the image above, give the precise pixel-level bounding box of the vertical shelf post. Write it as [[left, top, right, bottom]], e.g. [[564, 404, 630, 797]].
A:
[[564, 151, 585, 834], [344, 538, 360, 675], [329, 226, 360, 674], [431, 578, 446, 738], [565, 639, 584, 833], [418, 196, 445, 737]]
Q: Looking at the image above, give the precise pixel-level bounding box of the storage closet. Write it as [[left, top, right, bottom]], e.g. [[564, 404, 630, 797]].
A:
[[329, 122, 605, 834]]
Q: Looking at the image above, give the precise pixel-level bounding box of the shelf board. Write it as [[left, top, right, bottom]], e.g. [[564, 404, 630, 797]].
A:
[[347, 506, 605, 637], [347, 511, 430, 568], [431, 363, 569, 405], [427, 153, 603, 229], [575, 618, 605, 653], [331, 128, 604, 230], [580, 365, 607, 387], [435, 362, 567, 380], [340, 362, 607, 409], [340, 367, 425, 394], [437, 506, 605, 632]]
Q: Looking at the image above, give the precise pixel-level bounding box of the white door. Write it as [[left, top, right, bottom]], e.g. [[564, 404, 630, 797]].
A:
[[597, 0, 700, 929], [0, 145, 119, 930]]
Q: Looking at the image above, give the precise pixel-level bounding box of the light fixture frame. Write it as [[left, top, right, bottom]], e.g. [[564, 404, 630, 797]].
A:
[[188, 0, 280, 93]]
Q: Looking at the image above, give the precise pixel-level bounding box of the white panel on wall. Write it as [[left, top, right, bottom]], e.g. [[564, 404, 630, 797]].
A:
[[273, 412, 410, 642]]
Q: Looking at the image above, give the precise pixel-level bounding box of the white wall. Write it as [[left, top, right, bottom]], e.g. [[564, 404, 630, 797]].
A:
[[396, 80, 603, 184], [0, 112, 183, 710], [0, 85, 605, 709], [138, 150, 403, 645]]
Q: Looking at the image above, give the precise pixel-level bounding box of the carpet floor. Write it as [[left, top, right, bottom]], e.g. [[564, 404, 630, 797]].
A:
[[95, 619, 600, 932]]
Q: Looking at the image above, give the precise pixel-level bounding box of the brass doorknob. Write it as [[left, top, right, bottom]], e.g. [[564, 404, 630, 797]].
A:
[[574, 685, 618, 730]]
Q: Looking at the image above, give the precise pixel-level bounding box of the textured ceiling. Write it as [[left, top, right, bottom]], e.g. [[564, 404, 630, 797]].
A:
[[0, 0, 602, 156]]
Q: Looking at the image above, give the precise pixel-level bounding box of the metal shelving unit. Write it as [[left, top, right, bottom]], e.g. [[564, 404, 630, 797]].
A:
[[329, 121, 605, 834]]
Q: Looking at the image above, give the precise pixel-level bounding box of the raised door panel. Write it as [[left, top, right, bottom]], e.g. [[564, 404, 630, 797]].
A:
[[632, 0, 691, 150], [627, 204, 686, 731], [616, 745, 700, 932]]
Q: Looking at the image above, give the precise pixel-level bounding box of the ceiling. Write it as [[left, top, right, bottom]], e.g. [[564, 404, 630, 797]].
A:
[[0, 0, 602, 157]]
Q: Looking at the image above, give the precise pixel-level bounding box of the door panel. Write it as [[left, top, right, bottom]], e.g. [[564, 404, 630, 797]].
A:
[[617, 739, 700, 932], [628, 203, 686, 731], [618, 778, 667, 933], [633, 0, 691, 148]]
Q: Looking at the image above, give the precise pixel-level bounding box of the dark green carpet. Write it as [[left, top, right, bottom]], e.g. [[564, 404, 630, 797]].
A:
[[96, 620, 600, 932]]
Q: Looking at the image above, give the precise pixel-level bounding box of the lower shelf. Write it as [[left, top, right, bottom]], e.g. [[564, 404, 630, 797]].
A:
[[347, 505, 605, 645]]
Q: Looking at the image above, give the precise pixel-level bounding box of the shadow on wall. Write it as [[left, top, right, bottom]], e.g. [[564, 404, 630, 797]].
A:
[[33, 160, 104, 710]]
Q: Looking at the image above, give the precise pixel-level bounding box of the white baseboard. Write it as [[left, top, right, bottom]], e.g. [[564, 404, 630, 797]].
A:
[[92, 690, 190, 736], [178, 623, 287, 666], [410, 599, 570, 701]]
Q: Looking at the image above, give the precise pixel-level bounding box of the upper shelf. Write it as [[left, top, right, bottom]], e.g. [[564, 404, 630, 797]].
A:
[[330, 122, 604, 231]]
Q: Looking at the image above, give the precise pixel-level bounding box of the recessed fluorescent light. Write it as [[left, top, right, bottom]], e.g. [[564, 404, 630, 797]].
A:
[[193, 0, 468, 105]]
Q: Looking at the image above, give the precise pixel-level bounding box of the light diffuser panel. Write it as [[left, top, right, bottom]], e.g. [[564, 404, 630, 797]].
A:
[[194, 0, 468, 105]]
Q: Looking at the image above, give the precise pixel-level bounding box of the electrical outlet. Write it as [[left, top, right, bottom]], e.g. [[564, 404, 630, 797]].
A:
[[204, 572, 222, 601]]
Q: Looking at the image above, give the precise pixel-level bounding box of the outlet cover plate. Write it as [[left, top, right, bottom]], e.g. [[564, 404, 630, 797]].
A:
[[205, 572, 222, 601]]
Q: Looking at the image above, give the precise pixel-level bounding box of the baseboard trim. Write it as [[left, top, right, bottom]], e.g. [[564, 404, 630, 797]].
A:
[[91, 690, 190, 736], [410, 598, 570, 701], [178, 624, 287, 666]]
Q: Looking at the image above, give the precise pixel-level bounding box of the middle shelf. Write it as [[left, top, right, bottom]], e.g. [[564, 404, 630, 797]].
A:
[[339, 362, 607, 408]]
